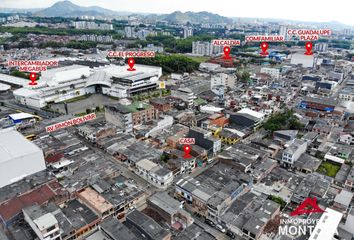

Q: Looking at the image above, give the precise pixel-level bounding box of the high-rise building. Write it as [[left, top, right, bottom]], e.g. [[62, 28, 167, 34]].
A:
[[183, 27, 193, 38], [314, 43, 329, 52], [124, 26, 134, 38], [192, 41, 223, 56], [279, 25, 287, 38]]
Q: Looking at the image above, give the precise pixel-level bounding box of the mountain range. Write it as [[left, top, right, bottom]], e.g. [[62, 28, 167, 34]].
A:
[[0, 0, 352, 28]]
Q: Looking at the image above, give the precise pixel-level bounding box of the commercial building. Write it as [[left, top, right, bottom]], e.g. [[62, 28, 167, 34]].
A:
[[299, 97, 337, 112], [290, 53, 314, 68], [229, 108, 265, 129], [13, 63, 162, 108], [188, 126, 221, 153], [0, 129, 46, 188]]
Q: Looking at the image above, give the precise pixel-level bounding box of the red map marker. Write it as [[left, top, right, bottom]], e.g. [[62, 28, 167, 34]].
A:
[[127, 58, 136, 71], [304, 42, 313, 55], [260, 42, 269, 56], [183, 145, 192, 159], [223, 46, 231, 59], [29, 72, 38, 86]]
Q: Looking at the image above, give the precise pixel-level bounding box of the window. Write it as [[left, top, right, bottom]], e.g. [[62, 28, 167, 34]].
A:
[[46, 225, 56, 233]]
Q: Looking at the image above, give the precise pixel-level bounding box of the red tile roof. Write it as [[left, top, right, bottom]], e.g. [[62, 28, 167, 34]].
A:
[[0, 184, 56, 221]]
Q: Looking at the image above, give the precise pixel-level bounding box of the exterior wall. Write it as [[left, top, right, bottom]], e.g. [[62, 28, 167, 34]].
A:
[[23, 211, 61, 240], [132, 107, 159, 125], [104, 109, 133, 132]]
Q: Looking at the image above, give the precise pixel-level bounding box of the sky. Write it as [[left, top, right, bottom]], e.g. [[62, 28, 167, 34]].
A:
[[2, 0, 354, 26]]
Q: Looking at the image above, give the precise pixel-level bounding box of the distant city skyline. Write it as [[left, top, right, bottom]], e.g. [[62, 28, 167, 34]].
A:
[[1, 0, 354, 26]]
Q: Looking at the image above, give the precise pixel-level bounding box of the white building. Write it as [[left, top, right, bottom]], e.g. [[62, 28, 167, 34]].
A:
[[260, 67, 280, 79], [171, 88, 195, 108], [135, 159, 173, 189], [199, 62, 221, 72], [309, 208, 343, 240], [192, 41, 223, 56], [314, 43, 329, 52], [0, 129, 46, 188], [211, 73, 236, 89], [23, 205, 61, 240], [124, 26, 134, 38], [73, 21, 113, 30], [290, 53, 315, 68], [183, 27, 193, 38], [282, 139, 307, 166], [13, 63, 162, 108], [279, 25, 287, 38]]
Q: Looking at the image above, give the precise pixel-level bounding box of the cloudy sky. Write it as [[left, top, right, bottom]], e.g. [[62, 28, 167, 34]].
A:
[[2, 0, 354, 26]]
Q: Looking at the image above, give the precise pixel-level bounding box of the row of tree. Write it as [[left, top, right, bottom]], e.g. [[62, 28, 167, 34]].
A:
[[135, 54, 200, 73]]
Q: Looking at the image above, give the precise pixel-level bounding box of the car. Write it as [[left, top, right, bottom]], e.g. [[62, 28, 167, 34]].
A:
[[226, 230, 236, 239], [204, 219, 215, 227], [216, 224, 226, 233]]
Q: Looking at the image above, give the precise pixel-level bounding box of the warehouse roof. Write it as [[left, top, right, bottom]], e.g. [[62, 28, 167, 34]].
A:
[[0, 129, 42, 164], [237, 108, 265, 119]]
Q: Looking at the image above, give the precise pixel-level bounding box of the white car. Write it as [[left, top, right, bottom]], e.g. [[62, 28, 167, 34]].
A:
[[216, 224, 226, 233]]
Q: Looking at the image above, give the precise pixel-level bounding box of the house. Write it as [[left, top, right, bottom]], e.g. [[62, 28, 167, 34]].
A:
[[333, 190, 353, 213], [148, 192, 194, 229], [126, 210, 171, 240], [135, 159, 173, 189], [345, 166, 354, 191]]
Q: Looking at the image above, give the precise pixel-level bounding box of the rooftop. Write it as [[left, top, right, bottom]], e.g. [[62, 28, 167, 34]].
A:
[[0, 129, 42, 164], [78, 187, 113, 214]]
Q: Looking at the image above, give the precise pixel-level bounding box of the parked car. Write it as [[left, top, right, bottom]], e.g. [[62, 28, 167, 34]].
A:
[[226, 230, 236, 239], [205, 219, 215, 227], [216, 224, 226, 233]]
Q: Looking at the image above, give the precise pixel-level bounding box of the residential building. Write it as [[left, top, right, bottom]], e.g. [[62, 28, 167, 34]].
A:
[[260, 67, 280, 79], [345, 166, 354, 191], [104, 104, 133, 132], [211, 73, 236, 89], [23, 205, 61, 240], [135, 159, 173, 189], [282, 139, 307, 166], [126, 210, 171, 240], [148, 192, 194, 228], [314, 43, 329, 52], [183, 27, 193, 38]]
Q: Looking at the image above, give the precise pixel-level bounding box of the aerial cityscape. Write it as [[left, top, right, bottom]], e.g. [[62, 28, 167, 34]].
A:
[[0, 1, 353, 240]]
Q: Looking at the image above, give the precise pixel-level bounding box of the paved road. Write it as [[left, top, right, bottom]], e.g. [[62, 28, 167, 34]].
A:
[[193, 217, 229, 240]]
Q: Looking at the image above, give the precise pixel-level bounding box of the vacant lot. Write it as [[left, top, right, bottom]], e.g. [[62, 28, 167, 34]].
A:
[[317, 162, 341, 177], [51, 94, 118, 115]]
